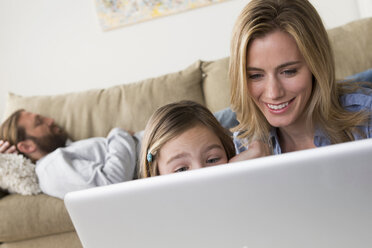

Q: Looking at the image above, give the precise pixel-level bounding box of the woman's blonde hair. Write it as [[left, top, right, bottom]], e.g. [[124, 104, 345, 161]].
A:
[[230, 0, 369, 146], [139, 101, 236, 178]]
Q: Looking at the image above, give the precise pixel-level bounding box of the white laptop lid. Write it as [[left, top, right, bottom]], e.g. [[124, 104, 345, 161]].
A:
[[64, 138, 372, 248]]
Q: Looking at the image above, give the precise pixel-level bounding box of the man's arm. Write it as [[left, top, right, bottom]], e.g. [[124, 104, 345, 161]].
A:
[[98, 128, 137, 183], [36, 128, 138, 199]]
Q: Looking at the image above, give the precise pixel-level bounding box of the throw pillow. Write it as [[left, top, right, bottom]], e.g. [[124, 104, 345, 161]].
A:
[[328, 17, 372, 79], [0, 154, 41, 195]]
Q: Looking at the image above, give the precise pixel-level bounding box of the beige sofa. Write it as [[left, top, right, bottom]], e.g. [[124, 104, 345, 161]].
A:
[[1, 17, 371, 248]]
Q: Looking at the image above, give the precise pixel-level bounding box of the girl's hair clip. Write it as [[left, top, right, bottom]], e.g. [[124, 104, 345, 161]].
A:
[[147, 152, 153, 163]]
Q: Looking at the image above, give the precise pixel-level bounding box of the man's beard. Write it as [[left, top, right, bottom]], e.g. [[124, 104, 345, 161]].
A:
[[29, 124, 69, 154]]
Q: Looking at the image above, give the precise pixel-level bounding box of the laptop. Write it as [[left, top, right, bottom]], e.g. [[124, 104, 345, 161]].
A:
[[64, 138, 372, 248]]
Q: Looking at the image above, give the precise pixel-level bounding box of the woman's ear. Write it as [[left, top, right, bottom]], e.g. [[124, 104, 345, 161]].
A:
[[17, 140, 37, 154]]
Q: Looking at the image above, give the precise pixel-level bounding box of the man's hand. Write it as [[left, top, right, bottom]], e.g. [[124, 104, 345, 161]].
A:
[[229, 140, 270, 163], [0, 140, 18, 154]]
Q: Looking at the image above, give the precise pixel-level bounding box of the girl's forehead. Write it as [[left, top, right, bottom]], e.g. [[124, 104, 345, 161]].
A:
[[160, 125, 221, 153]]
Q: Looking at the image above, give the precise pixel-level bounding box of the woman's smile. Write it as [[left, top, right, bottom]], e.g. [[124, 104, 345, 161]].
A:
[[265, 98, 295, 113]]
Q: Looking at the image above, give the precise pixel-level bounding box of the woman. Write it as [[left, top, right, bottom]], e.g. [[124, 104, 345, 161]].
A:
[[140, 100, 235, 177], [229, 0, 372, 161]]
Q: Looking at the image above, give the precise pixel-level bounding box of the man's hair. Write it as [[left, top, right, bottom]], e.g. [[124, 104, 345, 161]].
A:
[[1, 109, 68, 159], [139, 101, 236, 178], [229, 0, 369, 146], [0, 109, 26, 149]]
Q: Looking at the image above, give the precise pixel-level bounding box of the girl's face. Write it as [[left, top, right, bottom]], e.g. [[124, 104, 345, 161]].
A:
[[246, 30, 313, 131], [157, 124, 228, 175]]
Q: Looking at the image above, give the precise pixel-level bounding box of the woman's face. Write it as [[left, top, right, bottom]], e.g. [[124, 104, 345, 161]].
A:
[[246, 30, 313, 130], [157, 124, 228, 175]]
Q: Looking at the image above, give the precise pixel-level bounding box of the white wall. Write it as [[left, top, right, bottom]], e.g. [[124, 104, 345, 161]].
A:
[[0, 0, 371, 118]]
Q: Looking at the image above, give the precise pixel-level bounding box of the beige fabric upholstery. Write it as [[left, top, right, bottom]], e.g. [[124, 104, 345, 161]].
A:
[[0, 194, 74, 242], [4, 61, 204, 141], [0, 232, 81, 248], [201, 57, 230, 112], [328, 17, 372, 79]]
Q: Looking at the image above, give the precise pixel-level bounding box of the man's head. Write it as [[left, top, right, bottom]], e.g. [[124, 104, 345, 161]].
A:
[[0, 109, 68, 161]]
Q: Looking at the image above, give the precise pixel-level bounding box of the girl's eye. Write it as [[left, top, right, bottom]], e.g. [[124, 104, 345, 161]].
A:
[[282, 69, 297, 76], [206, 157, 220, 164], [175, 166, 189, 173], [248, 74, 263, 80]]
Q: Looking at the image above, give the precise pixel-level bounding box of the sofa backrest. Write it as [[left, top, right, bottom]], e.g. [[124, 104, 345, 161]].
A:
[[328, 17, 372, 78], [4, 61, 204, 141]]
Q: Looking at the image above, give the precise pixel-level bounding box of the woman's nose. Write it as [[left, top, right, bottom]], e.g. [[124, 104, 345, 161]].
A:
[[264, 75, 284, 100]]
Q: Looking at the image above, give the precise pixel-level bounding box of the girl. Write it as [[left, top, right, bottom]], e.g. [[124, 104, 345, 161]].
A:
[[139, 100, 235, 178]]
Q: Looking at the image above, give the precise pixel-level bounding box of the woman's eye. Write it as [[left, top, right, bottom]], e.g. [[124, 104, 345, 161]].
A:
[[282, 69, 297, 76], [248, 74, 263, 80], [206, 157, 220, 164], [174, 167, 189, 173]]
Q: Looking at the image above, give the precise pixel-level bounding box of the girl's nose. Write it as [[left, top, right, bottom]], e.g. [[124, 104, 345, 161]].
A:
[[192, 162, 204, 170]]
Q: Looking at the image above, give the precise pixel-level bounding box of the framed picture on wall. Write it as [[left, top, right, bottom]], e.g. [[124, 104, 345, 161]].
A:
[[95, 0, 231, 30]]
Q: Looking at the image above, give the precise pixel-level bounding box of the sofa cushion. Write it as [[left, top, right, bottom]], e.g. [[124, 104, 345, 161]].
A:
[[328, 17, 372, 79], [0, 231, 82, 248], [201, 57, 230, 112], [0, 194, 74, 242], [4, 61, 204, 141]]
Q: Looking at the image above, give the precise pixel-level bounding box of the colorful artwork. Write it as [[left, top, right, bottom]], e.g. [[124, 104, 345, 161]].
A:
[[95, 0, 230, 30]]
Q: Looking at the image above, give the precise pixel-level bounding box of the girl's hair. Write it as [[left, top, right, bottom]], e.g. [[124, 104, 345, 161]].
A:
[[139, 100, 236, 178], [229, 0, 369, 146]]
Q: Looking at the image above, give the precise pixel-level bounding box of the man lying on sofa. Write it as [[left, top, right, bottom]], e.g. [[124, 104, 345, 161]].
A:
[[0, 107, 239, 199], [0, 109, 142, 199]]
